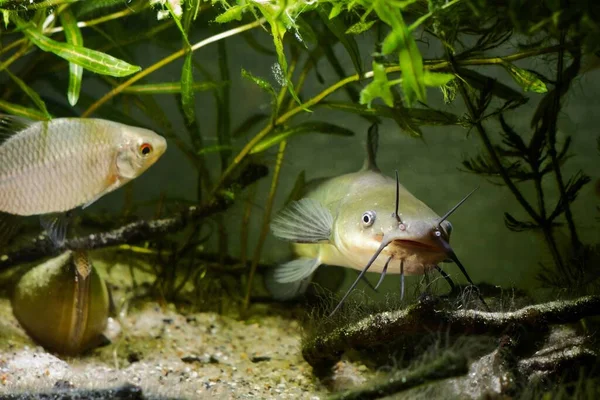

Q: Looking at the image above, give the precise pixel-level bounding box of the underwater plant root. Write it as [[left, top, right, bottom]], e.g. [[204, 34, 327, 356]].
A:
[[0, 163, 268, 270], [330, 351, 469, 400], [302, 295, 600, 369]]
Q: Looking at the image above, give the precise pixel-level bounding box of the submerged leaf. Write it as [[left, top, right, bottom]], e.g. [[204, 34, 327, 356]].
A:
[[122, 81, 223, 94], [360, 62, 393, 108], [74, 0, 125, 17], [458, 68, 526, 102], [197, 144, 233, 155], [319, 7, 362, 74], [215, 5, 246, 23], [250, 122, 354, 154], [241, 68, 276, 99], [4, 69, 51, 119], [346, 20, 376, 35], [549, 171, 591, 222], [322, 102, 460, 132], [502, 62, 548, 93], [15, 16, 141, 77], [504, 213, 540, 232], [58, 8, 83, 106], [375, 3, 425, 105], [181, 52, 195, 124], [0, 100, 49, 121], [423, 71, 455, 87]]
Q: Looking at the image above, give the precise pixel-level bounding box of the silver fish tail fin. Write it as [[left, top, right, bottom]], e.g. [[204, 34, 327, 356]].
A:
[[265, 258, 320, 300], [361, 123, 380, 172]]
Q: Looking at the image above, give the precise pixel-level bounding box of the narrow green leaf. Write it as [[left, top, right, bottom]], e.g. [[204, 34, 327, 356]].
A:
[[166, 0, 189, 46], [1, 0, 78, 11], [197, 144, 233, 155], [122, 81, 223, 94], [320, 102, 463, 137], [241, 68, 276, 98], [360, 62, 393, 108], [319, 7, 362, 74], [2, 10, 9, 27], [457, 68, 526, 101], [423, 71, 455, 87], [250, 122, 355, 154], [15, 16, 141, 77], [5, 69, 51, 119], [181, 52, 195, 124], [75, 0, 127, 17], [215, 5, 245, 23], [328, 3, 343, 19], [374, 3, 425, 105], [501, 61, 548, 93], [0, 100, 49, 121], [346, 20, 376, 35], [59, 8, 83, 106]]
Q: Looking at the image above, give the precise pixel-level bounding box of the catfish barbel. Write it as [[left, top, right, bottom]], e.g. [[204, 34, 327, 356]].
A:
[[268, 124, 487, 314]]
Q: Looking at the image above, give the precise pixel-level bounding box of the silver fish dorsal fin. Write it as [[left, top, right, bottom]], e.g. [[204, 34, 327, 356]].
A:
[[0, 114, 37, 144], [270, 198, 332, 243], [361, 123, 380, 172]]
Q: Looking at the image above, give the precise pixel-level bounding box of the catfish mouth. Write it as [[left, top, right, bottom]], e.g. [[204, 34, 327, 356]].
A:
[[392, 239, 442, 252]]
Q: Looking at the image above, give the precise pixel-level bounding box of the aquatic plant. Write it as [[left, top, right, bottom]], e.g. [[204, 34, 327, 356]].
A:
[[0, 0, 598, 308]]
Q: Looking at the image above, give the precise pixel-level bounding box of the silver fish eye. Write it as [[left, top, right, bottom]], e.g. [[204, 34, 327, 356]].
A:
[[361, 211, 376, 227]]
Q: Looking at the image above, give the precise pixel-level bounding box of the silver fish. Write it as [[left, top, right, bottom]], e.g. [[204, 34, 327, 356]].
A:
[[0, 115, 166, 243]]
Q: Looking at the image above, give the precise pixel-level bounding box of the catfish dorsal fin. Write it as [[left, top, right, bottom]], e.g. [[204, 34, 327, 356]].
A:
[[361, 123, 380, 172]]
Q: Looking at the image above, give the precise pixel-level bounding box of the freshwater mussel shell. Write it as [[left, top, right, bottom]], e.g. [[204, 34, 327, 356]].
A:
[[11, 250, 109, 355]]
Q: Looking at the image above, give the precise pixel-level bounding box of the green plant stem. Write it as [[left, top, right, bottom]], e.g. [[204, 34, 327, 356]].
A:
[[451, 64, 542, 225], [547, 32, 581, 252], [243, 140, 287, 312], [81, 18, 266, 118], [211, 44, 563, 201], [243, 49, 299, 311], [532, 167, 565, 278]]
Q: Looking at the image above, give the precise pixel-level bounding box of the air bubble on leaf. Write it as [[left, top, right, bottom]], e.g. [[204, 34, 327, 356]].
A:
[[271, 63, 287, 87]]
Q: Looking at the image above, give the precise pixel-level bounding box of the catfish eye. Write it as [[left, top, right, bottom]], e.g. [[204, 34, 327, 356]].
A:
[[442, 221, 453, 236], [361, 211, 376, 227], [433, 229, 442, 237], [140, 143, 153, 156]]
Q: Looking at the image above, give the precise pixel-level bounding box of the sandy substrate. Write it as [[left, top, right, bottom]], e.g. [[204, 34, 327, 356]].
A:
[[0, 297, 330, 399]]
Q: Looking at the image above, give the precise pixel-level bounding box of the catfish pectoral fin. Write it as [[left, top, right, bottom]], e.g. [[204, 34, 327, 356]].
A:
[[270, 198, 333, 243]]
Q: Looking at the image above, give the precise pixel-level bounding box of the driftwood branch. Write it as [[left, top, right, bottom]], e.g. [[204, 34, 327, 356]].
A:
[[330, 351, 469, 400], [303, 295, 600, 369], [0, 163, 268, 271]]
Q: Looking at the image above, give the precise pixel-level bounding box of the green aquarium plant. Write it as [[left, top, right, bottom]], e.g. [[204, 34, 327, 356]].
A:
[[0, 0, 600, 398], [0, 0, 597, 309]]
